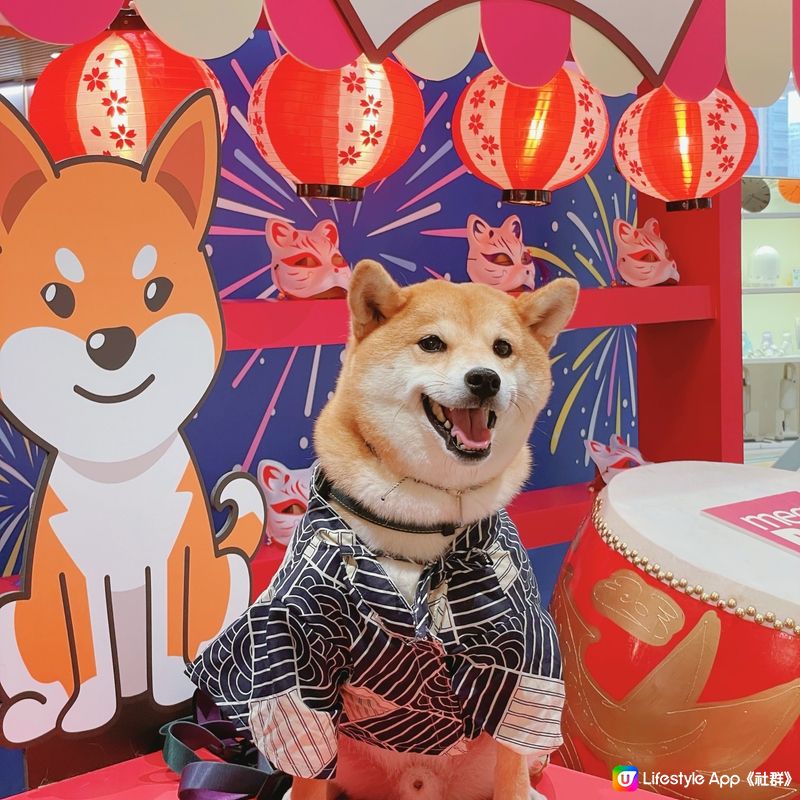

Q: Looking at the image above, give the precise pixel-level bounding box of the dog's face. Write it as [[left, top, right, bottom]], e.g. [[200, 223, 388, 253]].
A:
[[0, 93, 223, 462], [333, 261, 578, 487]]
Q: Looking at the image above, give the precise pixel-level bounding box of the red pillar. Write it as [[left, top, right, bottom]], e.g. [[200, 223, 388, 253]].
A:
[[636, 184, 743, 463]]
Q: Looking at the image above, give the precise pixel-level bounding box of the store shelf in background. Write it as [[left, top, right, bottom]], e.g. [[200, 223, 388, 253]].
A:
[[743, 356, 800, 365], [222, 285, 715, 350], [742, 211, 800, 220], [743, 286, 800, 294], [249, 482, 592, 595]]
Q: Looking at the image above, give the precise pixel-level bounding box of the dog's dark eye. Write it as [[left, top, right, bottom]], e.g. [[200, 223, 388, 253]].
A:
[[493, 339, 513, 358], [418, 335, 446, 353], [41, 283, 75, 319], [144, 277, 173, 312]]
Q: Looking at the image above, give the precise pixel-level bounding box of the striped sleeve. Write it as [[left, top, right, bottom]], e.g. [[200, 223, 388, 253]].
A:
[[450, 512, 565, 755], [247, 603, 346, 779]]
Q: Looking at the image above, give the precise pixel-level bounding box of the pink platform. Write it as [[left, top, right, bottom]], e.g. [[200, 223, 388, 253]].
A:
[[11, 752, 668, 799]]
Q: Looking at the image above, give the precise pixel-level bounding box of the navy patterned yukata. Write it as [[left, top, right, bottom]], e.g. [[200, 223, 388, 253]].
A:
[[187, 468, 564, 779]]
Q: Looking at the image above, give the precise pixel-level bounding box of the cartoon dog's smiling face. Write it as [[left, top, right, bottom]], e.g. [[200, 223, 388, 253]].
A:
[[0, 93, 223, 463]]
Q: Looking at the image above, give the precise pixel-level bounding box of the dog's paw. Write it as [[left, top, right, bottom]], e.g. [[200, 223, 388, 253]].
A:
[[151, 656, 194, 706], [528, 787, 548, 800], [1, 691, 68, 743], [61, 675, 117, 733]]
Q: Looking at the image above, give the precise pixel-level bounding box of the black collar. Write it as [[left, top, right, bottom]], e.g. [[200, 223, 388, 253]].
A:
[[314, 468, 459, 537]]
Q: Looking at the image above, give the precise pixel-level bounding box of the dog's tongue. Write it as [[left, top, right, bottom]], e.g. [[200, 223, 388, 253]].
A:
[[445, 407, 491, 448]]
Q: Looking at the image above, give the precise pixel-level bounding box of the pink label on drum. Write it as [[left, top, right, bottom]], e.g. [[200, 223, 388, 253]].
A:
[[702, 491, 800, 555]]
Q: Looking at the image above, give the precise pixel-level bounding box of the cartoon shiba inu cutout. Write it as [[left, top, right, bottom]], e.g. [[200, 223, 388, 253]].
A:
[[265, 219, 352, 299], [0, 91, 265, 745], [466, 214, 535, 292], [257, 459, 312, 546]]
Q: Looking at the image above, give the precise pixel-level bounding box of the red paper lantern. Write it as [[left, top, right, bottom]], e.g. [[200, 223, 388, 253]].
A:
[[452, 66, 609, 206], [28, 14, 227, 163], [248, 54, 424, 201], [613, 86, 758, 211]]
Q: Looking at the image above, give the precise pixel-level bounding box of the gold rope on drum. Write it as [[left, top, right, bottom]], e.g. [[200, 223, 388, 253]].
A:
[[590, 497, 800, 636]]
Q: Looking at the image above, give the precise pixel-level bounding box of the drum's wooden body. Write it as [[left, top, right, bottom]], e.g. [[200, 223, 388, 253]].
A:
[[551, 462, 800, 798]]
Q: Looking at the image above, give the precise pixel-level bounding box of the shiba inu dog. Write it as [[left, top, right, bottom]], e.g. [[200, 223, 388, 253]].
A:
[[299, 262, 578, 800], [0, 91, 264, 744], [265, 219, 352, 299], [466, 214, 535, 292]]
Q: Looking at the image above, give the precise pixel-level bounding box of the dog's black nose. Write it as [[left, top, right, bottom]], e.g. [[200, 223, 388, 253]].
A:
[[464, 367, 501, 400], [86, 326, 137, 370]]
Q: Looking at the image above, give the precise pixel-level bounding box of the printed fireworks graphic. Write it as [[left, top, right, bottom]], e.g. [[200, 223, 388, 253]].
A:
[[0, 33, 638, 574]]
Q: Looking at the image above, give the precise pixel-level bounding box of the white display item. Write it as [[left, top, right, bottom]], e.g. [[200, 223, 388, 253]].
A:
[[749, 245, 781, 287], [601, 461, 800, 623]]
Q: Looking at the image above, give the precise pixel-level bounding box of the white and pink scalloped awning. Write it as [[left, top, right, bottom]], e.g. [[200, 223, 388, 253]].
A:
[[1, 0, 800, 106]]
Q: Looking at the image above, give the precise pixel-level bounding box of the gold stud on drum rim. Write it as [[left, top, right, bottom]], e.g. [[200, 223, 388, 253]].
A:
[[590, 506, 800, 635]]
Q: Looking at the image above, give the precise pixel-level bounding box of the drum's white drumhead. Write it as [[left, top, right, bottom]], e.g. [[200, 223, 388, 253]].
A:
[[601, 461, 800, 621]]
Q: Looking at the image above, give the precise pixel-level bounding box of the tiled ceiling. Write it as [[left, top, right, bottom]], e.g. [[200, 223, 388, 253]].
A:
[[0, 36, 64, 84]]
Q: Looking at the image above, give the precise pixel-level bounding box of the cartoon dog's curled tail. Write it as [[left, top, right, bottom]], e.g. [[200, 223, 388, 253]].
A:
[[212, 472, 266, 559]]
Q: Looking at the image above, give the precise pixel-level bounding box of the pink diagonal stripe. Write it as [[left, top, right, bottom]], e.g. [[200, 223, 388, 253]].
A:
[[242, 347, 299, 471], [231, 58, 253, 95], [607, 337, 620, 416], [420, 228, 468, 238], [232, 348, 263, 389], [397, 165, 468, 212], [596, 229, 616, 283], [219, 263, 273, 299], [209, 226, 266, 237], [424, 92, 448, 129], [221, 168, 285, 210]]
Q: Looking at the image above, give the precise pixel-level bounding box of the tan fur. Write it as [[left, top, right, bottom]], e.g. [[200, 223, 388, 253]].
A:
[[310, 261, 578, 800]]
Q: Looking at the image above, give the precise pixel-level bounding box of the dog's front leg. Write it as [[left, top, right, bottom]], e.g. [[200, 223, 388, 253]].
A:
[[60, 574, 118, 732], [149, 561, 194, 707], [494, 744, 534, 800]]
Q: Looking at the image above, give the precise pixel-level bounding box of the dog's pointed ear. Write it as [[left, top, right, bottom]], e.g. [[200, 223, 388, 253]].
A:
[[516, 278, 579, 351], [0, 96, 57, 240], [348, 259, 405, 341], [142, 90, 219, 245]]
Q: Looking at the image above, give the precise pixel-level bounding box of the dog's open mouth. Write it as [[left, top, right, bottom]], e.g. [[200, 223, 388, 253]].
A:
[[422, 394, 496, 460], [74, 374, 155, 404]]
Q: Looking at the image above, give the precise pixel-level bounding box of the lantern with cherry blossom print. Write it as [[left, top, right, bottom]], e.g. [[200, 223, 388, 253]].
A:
[[248, 54, 424, 201], [452, 67, 609, 206], [613, 86, 758, 211], [28, 11, 227, 162]]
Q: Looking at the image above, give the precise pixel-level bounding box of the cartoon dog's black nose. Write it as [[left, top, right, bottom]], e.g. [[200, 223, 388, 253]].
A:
[[465, 367, 501, 401], [86, 326, 137, 371]]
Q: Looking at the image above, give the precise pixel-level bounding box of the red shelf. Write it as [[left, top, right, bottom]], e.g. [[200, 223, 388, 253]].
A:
[[570, 284, 713, 329], [222, 285, 715, 351], [509, 482, 593, 549]]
